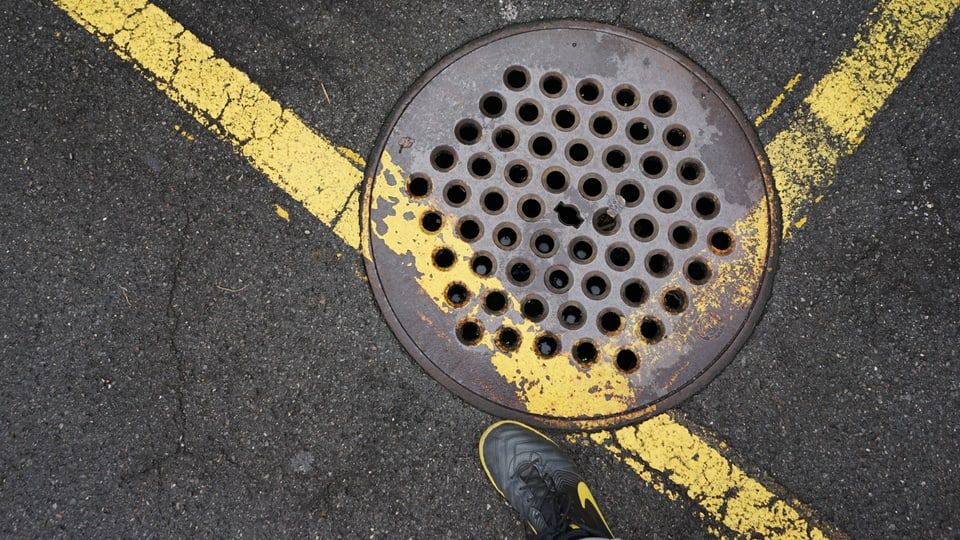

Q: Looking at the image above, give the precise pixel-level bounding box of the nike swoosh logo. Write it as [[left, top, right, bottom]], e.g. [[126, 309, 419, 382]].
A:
[[577, 481, 597, 511], [577, 481, 612, 534]]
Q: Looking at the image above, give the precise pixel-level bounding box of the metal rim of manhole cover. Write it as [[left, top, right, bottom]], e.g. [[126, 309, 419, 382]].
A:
[[361, 21, 780, 431]]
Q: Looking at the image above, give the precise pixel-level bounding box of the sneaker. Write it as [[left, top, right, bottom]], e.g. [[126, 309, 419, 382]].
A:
[[479, 420, 614, 540]]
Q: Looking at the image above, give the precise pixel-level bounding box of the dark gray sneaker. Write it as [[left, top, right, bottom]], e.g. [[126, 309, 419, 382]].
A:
[[479, 420, 614, 540]]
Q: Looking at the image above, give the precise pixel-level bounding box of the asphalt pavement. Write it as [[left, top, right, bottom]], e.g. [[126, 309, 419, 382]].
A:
[[2, 0, 959, 538]]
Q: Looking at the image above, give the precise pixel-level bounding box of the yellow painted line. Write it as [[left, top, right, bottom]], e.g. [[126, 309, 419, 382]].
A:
[[52, 0, 365, 249], [769, 0, 960, 237], [755, 72, 802, 126], [52, 0, 957, 538], [575, 413, 841, 539]]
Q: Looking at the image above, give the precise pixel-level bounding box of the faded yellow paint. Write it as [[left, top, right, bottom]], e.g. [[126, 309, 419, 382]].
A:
[[770, 0, 960, 236], [754, 73, 802, 127], [370, 152, 636, 419], [578, 413, 836, 539], [53, 0, 364, 249]]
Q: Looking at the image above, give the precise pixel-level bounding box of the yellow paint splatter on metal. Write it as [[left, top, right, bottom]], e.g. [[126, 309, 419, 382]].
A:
[[274, 204, 290, 222], [768, 0, 960, 237], [577, 412, 838, 540], [52, 0, 364, 249], [754, 73, 802, 126], [370, 152, 636, 420]]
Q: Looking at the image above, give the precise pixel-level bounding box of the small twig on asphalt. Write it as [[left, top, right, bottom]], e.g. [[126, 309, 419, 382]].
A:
[[118, 285, 132, 306]]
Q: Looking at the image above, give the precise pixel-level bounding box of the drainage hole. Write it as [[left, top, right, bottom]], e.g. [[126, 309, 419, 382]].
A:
[[646, 251, 673, 278], [507, 162, 530, 185], [685, 258, 712, 285], [457, 319, 483, 346], [520, 197, 544, 220], [497, 327, 521, 352], [614, 85, 639, 109], [694, 194, 720, 219], [533, 233, 556, 256], [642, 154, 665, 177], [679, 159, 704, 183], [591, 113, 615, 137], [480, 92, 506, 117], [628, 119, 652, 143], [554, 106, 578, 130], [615, 349, 639, 373], [571, 238, 595, 262], [573, 340, 599, 364], [670, 223, 696, 248], [580, 175, 605, 199], [593, 208, 619, 235], [431, 146, 457, 171], [535, 333, 560, 358], [603, 147, 629, 171], [481, 189, 506, 214], [547, 267, 572, 292], [469, 154, 494, 178], [493, 127, 518, 151], [470, 253, 495, 276], [406, 175, 431, 198], [508, 260, 533, 285], [709, 229, 735, 255], [484, 290, 508, 314], [421, 211, 443, 233], [607, 245, 632, 269], [662, 288, 688, 314], [455, 119, 482, 145], [541, 73, 566, 97], [665, 126, 688, 149], [560, 303, 585, 328], [655, 188, 680, 213], [433, 247, 456, 269], [599, 310, 624, 334], [495, 225, 519, 249], [618, 182, 643, 206], [522, 296, 547, 321], [531, 135, 555, 158], [445, 282, 470, 308], [445, 182, 469, 206], [457, 218, 482, 242], [622, 279, 648, 306], [651, 92, 675, 116], [639, 316, 665, 343], [577, 79, 602, 104], [543, 168, 569, 193], [504, 66, 529, 90], [583, 274, 610, 299], [631, 216, 657, 241], [567, 141, 592, 164], [555, 202, 584, 228], [517, 100, 542, 124]]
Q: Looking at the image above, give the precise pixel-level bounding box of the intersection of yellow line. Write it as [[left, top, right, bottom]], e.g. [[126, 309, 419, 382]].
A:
[[52, 0, 959, 537]]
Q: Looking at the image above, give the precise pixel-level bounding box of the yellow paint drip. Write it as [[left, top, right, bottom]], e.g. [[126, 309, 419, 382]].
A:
[[274, 204, 290, 222], [370, 152, 635, 419], [754, 73, 802, 127], [53, 0, 365, 249]]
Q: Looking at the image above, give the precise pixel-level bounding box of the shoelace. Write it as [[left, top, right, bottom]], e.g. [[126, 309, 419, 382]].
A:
[[515, 459, 586, 540]]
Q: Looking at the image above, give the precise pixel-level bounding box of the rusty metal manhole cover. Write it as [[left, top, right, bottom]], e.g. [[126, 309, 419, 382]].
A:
[[361, 21, 780, 430]]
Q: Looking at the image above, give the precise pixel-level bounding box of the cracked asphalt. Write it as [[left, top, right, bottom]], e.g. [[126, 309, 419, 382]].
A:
[[2, 0, 959, 538]]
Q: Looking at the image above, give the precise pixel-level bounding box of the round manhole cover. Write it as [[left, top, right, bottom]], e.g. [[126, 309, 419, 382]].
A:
[[361, 21, 780, 431]]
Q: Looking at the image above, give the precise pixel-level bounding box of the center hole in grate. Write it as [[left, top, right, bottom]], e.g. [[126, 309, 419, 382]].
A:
[[555, 202, 584, 228]]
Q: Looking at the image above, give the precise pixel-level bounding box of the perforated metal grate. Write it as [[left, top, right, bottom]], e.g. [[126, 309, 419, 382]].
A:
[[362, 21, 780, 430]]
